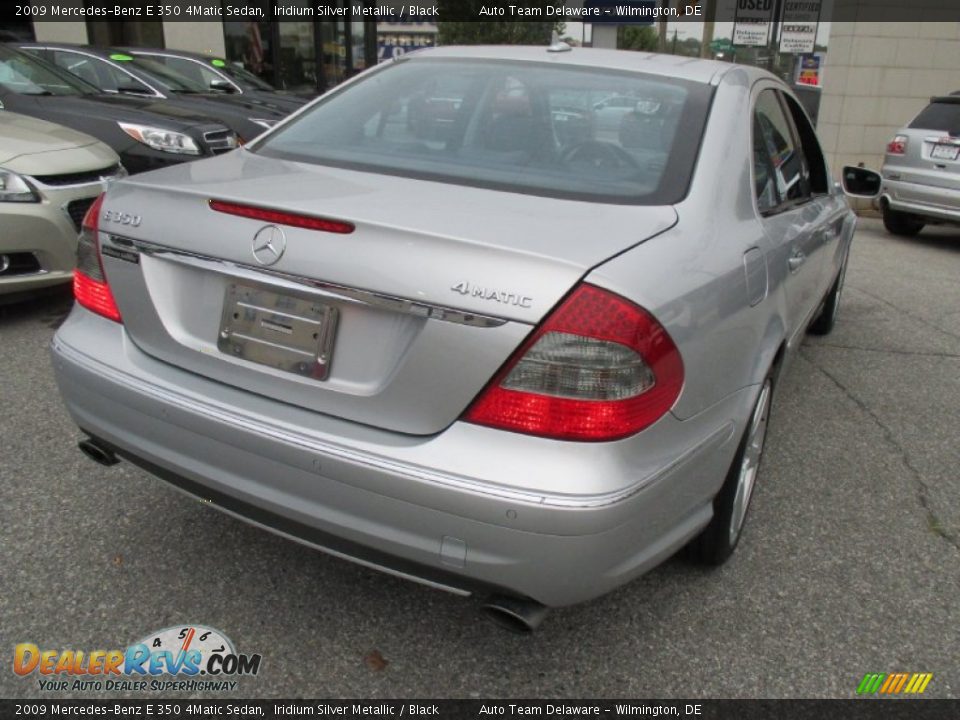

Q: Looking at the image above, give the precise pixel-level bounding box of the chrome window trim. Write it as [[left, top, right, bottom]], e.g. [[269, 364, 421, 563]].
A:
[[134, 51, 244, 95], [26, 46, 166, 99]]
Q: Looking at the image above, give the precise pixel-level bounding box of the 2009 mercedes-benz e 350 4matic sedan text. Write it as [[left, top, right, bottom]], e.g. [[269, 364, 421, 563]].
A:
[[51, 46, 857, 632]]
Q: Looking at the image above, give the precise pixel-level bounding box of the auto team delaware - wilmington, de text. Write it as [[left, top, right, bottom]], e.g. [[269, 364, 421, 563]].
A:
[[15, 1, 704, 19]]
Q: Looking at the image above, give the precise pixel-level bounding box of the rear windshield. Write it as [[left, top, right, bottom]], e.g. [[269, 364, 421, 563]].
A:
[[254, 58, 712, 204], [909, 100, 960, 133]]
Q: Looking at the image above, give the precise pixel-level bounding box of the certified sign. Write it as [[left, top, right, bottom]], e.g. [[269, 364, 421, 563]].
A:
[[779, 0, 822, 54]]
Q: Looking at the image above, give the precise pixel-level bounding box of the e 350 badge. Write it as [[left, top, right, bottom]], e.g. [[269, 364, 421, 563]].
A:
[[13, 625, 261, 693]]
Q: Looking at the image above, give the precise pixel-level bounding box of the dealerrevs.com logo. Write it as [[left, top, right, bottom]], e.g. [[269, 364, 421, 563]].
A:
[[13, 625, 261, 693]]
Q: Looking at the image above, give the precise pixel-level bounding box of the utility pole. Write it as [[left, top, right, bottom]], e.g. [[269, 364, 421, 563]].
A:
[[768, 0, 784, 74], [700, 0, 716, 58]]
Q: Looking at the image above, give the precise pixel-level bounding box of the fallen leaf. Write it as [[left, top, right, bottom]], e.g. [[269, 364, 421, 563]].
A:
[[363, 649, 388, 671], [112, 555, 123, 567]]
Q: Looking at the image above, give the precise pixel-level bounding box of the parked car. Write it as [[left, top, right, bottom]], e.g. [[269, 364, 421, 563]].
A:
[[116, 47, 313, 110], [51, 47, 855, 632], [0, 45, 238, 174], [591, 92, 640, 133], [16, 43, 293, 142], [0, 111, 122, 301], [878, 94, 960, 236]]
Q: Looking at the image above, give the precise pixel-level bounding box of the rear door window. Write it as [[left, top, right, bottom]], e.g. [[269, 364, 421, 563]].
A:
[[781, 92, 829, 195], [753, 89, 809, 209]]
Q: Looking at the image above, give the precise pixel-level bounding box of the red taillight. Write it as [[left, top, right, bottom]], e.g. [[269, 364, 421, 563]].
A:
[[74, 194, 122, 323], [209, 199, 355, 234], [886, 135, 908, 155], [463, 284, 684, 442]]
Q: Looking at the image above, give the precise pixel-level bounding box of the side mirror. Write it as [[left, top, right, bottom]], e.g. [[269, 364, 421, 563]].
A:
[[116, 83, 153, 96], [209, 78, 236, 93], [841, 166, 882, 198]]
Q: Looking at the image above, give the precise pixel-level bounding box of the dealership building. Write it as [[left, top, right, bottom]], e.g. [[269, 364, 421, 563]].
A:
[[6, 1, 960, 175], [6, 2, 383, 93]]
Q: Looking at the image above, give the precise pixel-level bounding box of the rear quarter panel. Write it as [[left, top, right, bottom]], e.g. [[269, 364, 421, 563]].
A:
[[586, 69, 788, 420]]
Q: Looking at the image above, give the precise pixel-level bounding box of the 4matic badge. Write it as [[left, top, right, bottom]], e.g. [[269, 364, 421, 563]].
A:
[[451, 281, 533, 309]]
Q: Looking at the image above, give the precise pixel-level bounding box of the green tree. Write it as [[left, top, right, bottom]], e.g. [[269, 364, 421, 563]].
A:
[[437, 1, 563, 45], [618, 25, 659, 52]]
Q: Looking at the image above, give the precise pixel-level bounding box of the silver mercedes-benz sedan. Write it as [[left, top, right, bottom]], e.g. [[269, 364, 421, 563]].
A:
[[51, 46, 856, 632]]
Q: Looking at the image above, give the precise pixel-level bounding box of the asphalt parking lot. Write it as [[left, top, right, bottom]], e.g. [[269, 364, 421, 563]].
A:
[[1, 217, 958, 700]]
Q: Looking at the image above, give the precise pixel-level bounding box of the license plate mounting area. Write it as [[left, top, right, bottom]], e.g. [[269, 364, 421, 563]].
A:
[[218, 281, 339, 381]]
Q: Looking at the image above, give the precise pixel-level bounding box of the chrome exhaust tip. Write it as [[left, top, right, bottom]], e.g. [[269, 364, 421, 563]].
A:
[[78, 438, 119, 467], [481, 595, 549, 633]]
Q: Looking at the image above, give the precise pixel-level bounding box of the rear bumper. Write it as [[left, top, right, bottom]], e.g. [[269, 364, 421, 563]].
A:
[[51, 308, 752, 607], [881, 178, 960, 224]]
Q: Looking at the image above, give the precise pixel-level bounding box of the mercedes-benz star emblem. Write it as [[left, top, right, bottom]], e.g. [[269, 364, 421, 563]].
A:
[[251, 225, 286, 266]]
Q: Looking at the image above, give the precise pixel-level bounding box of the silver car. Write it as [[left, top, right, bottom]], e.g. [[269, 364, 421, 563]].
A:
[[879, 93, 960, 236], [50, 47, 855, 632], [1, 111, 123, 300]]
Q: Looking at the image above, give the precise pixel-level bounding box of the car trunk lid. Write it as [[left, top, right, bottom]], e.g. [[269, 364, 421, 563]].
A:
[[98, 151, 677, 434]]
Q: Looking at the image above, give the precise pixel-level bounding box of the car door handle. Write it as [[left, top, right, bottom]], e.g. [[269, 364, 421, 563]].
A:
[[788, 251, 806, 272]]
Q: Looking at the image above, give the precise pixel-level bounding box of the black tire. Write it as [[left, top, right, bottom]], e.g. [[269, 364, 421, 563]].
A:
[[882, 205, 924, 237], [687, 377, 773, 566], [807, 254, 848, 336]]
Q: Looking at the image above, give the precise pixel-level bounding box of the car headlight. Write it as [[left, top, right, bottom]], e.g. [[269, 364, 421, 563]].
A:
[[118, 122, 201, 155], [249, 118, 277, 130], [0, 168, 39, 203]]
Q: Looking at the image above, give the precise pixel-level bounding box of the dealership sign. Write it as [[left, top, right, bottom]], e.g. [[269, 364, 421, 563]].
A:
[[779, 0, 822, 54], [733, 0, 774, 47]]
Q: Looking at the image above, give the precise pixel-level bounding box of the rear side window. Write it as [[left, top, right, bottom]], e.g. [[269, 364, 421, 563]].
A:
[[254, 58, 713, 204], [909, 100, 960, 133], [781, 93, 829, 195], [753, 89, 808, 208]]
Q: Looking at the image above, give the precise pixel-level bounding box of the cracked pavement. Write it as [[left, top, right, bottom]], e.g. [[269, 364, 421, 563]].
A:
[[1, 218, 958, 699]]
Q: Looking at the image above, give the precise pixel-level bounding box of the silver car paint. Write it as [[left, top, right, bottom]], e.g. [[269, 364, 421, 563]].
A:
[[94, 156, 678, 434], [50, 48, 854, 608], [881, 103, 960, 225]]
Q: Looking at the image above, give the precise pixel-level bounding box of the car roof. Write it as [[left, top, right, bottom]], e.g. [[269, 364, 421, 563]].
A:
[[118, 47, 215, 61], [13, 41, 778, 88], [18, 42, 124, 56], [402, 45, 745, 85]]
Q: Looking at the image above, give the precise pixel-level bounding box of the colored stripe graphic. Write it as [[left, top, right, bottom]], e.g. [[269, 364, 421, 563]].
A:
[[906, 674, 933, 694], [857, 672, 932, 695], [857, 673, 885, 694]]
